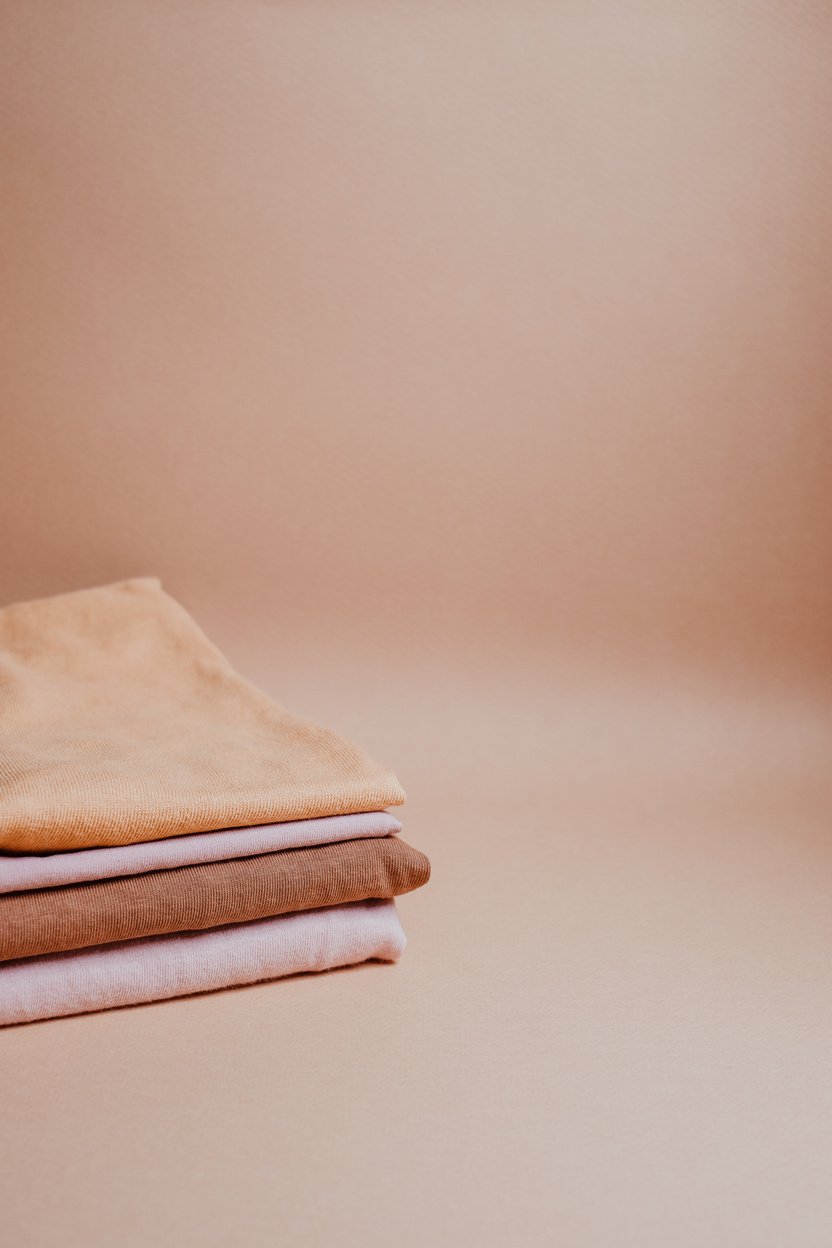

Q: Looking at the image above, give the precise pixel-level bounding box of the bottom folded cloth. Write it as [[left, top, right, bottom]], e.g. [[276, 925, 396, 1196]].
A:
[[0, 900, 405, 1026]]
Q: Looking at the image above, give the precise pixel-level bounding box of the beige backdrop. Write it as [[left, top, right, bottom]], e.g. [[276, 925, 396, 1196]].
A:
[[1, 3, 831, 1245]]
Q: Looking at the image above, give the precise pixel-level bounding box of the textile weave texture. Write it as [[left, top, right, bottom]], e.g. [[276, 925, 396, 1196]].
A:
[[0, 900, 406, 1026], [0, 579, 405, 852], [0, 811, 402, 894], [0, 836, 429, 960]]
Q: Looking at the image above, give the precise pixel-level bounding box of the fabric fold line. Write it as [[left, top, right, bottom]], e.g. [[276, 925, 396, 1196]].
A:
[[0, 900, 406, 1026], [0, 810, 403, 894], [0, 835, 430, 961]]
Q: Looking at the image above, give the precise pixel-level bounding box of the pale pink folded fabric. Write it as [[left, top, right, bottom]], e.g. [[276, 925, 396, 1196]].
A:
[[0, 900, 406, 1025], [0, 811, 402, 894]]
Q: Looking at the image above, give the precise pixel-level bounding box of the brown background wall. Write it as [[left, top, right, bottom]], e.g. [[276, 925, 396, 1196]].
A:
[[2, 0, 831, 681], [1, 4, 831, 1246]]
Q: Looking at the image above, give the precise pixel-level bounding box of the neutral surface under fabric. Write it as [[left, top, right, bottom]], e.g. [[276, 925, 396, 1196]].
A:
[[0, 578, 405, 853], [0, 900, 405, 1026], [0, 836, 429, 961], [0, 811, 402, 894]]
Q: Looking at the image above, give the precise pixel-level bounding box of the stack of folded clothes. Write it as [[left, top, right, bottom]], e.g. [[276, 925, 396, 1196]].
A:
[[0, 579, 429, 1025]]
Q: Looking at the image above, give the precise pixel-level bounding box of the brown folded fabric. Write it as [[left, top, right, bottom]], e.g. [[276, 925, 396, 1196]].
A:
[[0, 836, 429, 961], [0, 579, 405, 852]]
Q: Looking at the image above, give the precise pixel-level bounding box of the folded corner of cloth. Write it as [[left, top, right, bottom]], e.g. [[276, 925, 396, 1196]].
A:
[[0, 578, 406, 852], [0, 900, 407, 1026]]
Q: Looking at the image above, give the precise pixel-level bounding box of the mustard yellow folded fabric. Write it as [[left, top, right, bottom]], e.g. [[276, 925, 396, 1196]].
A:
[[0, 579, 405, 852]]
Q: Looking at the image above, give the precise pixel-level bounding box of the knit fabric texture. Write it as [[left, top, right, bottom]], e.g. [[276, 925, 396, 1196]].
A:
[[0, 811, 402, 894], [0, 836, 429, 961], [0, 900, 406, 1026], [0, 579, 405, 852]]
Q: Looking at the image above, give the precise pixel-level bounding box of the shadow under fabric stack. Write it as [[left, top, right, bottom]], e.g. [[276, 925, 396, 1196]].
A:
[[0, 579, 429, 1025]]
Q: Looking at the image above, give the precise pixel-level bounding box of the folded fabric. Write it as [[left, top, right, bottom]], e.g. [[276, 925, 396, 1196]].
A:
[[0, 900, 405, 1026], [0, 578, 405, 853], [0, 810, 402, 894], [0, 835, 429, 961]]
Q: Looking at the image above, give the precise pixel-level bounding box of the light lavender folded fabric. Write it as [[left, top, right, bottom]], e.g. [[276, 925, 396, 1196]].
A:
[[0, 900, 406, 1025], [0, 811, 402, 894]]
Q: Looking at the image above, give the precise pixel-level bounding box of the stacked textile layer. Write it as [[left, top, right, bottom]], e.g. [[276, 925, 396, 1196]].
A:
[[0, 579, 429, 1024]]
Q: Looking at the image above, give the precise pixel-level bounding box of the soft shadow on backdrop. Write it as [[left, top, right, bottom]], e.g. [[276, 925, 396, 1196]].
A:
[[1, 3, 831, 1246]]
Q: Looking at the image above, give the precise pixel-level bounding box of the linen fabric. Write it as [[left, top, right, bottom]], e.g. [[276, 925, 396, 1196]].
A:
[[0, 836, 429, 961], [0, 900, 406, 1026], [0, 811, 402, 894], [0, 579, 405, 852]]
